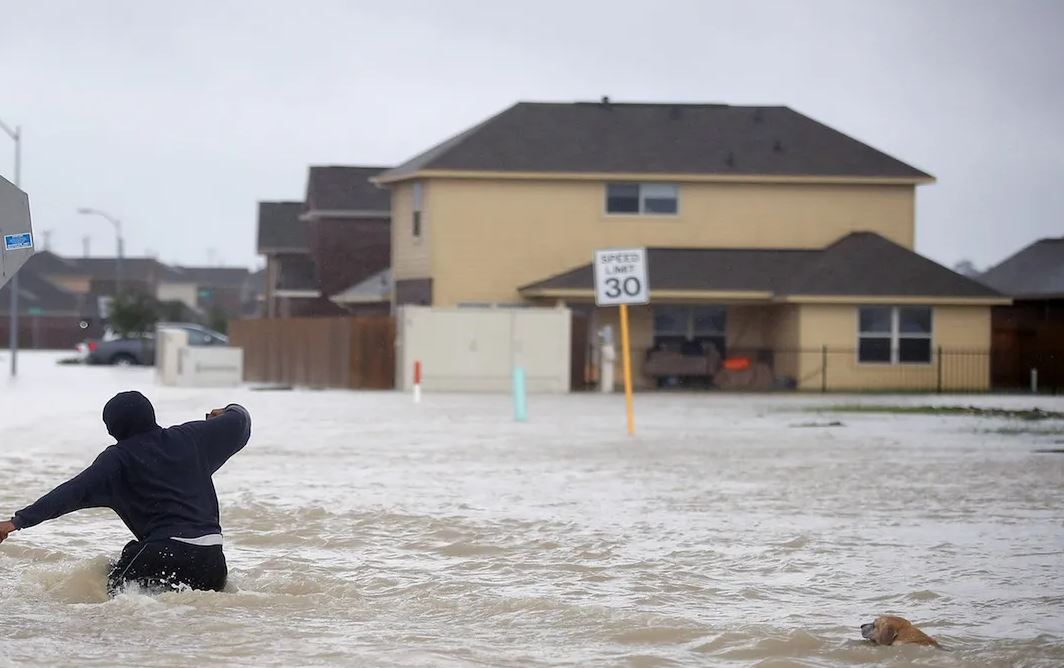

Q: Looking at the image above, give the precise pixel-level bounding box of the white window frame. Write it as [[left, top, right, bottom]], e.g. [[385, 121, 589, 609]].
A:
[[654, 305, 726, 340], [857, 306, 933, 366], [605, 182, 679, 216]]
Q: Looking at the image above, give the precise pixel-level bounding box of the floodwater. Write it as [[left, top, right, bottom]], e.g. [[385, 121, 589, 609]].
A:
[[1, 352, 1062, 667]]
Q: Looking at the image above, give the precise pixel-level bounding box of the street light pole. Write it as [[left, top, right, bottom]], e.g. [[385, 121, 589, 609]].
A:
[[0, 117, 21, 378], [76, 208, 123, 295]]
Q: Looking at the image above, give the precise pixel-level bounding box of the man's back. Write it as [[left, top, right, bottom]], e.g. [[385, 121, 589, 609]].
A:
[[9, 402, 251, 542]]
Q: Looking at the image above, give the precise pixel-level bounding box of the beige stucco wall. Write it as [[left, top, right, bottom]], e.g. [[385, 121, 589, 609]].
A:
[[795, 303, 991, 391], [46, 275, 92, 294], [157, 282, 198, 309], [398, 177, 915, 306], [391, 181, 431, 280]]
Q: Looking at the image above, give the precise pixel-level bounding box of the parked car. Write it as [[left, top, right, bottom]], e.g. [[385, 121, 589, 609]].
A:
[[84, 323, 228, 366]]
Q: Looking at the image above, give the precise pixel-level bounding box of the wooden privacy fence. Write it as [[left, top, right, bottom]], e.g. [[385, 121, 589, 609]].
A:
[[229, 316, 395, 389]]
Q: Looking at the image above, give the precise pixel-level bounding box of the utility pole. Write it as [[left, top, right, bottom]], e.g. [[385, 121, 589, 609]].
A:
[[0, 117, 21, 377]]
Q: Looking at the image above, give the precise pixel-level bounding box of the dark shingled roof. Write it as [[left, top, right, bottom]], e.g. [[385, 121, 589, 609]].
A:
[[978, 237, 1064, 298], [521, 233, 999, 299], [0, 259, 84, 316], [167, 266, 250, 288], [257, 201, 307, 253], [29, 251, 177, 283], [305, 166, 390, 212], [381, 102, 932, 181]]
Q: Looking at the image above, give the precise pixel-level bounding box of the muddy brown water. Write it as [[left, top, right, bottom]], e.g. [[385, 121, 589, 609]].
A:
[[1, 353, 1062, 666]]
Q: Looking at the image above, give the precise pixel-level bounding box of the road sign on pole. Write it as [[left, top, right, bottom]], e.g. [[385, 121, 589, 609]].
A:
[[593, 248, 649, 306], [0, 175, 33, 292], [594, 248, 649, 436]]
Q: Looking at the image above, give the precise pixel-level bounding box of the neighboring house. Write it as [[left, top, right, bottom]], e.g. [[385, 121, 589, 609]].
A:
[[301, 165, 391, 313], [1, 250, 254, 349], [979, 237, 1064, 390], [0, 257, 99, 349], [159, 265, 252, 320], [375, 100, 1006, 390], [256, 200, 336, 317]]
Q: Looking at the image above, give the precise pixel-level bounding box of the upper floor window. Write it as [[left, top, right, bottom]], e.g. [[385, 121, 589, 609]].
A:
[[606, 183, 678, 215], [858, 306, 932, 364], [412, 181, 424, 238]]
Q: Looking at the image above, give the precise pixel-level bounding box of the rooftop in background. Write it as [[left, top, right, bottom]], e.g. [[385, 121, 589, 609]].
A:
[[21, 251, 251, 287], [256, 201, 307, 254], [26, 250, 175, 283], [521, 232, 1000, 301], [304, 166, 391, 213], [166, 265, 250, 287], [0, 265, 85, 316], [978, 237, 1064, 299], [379, 101, 933, 182]]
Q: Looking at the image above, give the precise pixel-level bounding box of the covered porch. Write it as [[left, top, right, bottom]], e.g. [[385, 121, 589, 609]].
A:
[[519, 234, 1008, 392]]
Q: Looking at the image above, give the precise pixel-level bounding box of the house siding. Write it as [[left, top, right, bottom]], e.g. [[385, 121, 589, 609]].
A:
[[391, 181, 431, 281], [414, 177, 914, 306], [795, 303, 991, 391]]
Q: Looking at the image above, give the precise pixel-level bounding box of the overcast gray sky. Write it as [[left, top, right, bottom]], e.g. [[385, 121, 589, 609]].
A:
[[2, 0, 1061, 271]]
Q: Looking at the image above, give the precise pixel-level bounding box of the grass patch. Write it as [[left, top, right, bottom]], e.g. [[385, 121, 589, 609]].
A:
[[984, 427, 1064, 436], [814, 405, 1064, 421]]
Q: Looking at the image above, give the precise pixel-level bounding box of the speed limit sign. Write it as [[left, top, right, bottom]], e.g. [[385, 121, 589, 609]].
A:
[[593, 248, 649, 306]]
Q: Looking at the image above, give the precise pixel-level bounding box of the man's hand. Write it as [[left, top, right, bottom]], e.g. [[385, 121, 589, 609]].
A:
[[206, 408, 227, 420], [0, 520, 16, 544]]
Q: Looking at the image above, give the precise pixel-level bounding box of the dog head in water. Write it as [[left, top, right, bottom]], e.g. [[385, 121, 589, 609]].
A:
[[861, 615, 939, 647]]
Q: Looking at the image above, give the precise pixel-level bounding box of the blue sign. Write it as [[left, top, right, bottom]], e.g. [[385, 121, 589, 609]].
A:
[[3, 232, 32, 251]]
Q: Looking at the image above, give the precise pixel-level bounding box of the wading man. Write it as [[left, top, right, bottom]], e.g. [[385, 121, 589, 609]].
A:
[[0, 391, 251, 595]]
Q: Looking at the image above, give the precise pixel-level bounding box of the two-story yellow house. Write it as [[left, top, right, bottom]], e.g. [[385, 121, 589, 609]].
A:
[[375, 100, 1006, 390]]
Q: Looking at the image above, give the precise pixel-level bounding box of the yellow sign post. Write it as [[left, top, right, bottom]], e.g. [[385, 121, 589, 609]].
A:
[[593, 248, 649, 437], [619, 303, 635, 435]]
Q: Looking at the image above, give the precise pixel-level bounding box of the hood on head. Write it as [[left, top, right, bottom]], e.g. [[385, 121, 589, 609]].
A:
[[103, 391, 159, 440]]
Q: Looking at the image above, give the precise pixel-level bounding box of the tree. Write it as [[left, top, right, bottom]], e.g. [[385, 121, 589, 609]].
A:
[[108, 291, 159, 337], [952, 259, 981, 278], [207, 306, 228, 335]]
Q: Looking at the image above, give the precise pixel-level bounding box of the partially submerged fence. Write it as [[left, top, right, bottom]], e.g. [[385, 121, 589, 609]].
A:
[[229, 316, 394, 389], [642, 346, 993, 393]]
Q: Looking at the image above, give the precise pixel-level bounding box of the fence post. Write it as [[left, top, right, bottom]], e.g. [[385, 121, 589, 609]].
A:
[[821, 345, 827, 393], [937, 346, 943, 394]]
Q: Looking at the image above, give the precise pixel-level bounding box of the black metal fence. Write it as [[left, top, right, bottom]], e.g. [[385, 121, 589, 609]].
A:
[[646, 346, 993, 393]]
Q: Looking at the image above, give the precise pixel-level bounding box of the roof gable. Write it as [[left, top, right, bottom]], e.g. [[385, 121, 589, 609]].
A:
[[305, 166, 391, 212], [381, 102, 932, 181], [521, 232, 999, 300], [979, 237, 1064, 297], [257, 201, 306, 253]]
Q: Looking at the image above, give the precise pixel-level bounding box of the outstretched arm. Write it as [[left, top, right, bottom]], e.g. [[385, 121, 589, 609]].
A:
[[197, 404, 252, 474], [1, 449, 121, 543]]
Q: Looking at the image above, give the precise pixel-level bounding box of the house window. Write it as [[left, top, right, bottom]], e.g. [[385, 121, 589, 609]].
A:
[[858, 306, 932, 364], [653, 305, 726, 356], [412, 182, 423, 238], [606, 183, 678, 215]]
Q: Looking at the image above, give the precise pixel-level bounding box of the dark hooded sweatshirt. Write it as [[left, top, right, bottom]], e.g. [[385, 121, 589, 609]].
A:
[[11, 392, 251, 542]]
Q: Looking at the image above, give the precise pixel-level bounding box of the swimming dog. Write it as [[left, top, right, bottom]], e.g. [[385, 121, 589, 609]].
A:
[[861, 616, 939, 647]]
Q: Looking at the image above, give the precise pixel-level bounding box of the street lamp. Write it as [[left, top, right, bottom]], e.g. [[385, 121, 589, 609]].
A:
[[0, 116, 21, 377], [77, 207, 124, 295]]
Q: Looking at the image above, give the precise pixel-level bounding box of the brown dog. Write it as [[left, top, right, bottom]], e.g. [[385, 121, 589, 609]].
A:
[[861, 616, 939, 647]]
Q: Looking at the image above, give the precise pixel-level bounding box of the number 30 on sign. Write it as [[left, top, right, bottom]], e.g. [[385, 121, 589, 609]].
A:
[[593, 248, 649, 306]]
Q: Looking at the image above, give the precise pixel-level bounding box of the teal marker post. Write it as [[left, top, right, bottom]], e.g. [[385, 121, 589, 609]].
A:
[[512, 366, 528, 422]]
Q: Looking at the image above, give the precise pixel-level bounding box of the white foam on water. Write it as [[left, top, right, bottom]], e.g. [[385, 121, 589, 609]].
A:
[[1, 351, 1063, 666]]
